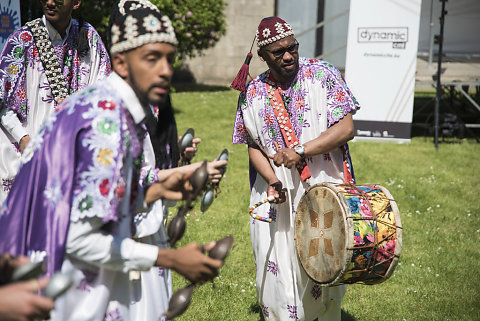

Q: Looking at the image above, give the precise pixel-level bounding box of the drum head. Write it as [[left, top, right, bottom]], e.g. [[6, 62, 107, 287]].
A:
[[295, 183, 350, 284]]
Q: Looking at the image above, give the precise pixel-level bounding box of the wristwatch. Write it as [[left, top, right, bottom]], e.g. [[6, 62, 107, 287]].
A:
[[294, 144, 305, 158]]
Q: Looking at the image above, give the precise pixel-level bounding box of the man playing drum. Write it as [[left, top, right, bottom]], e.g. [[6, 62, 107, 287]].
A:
[[232, 17, 360, 321]]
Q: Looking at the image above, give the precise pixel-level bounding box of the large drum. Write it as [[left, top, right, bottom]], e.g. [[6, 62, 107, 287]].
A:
[[294, 183, 402, 286]]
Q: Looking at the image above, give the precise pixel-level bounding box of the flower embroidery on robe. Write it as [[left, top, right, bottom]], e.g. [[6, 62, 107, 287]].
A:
[[158, 267, 165, 277], [2, 178, 13, 192], [287, 305, 298, 319], [262, 305, 270, 318], [311, 283, 322, 300], [44, 178, 62, 207], [70, 96, 122, 222], [104, 308, 123, 321], [268, 206, 277, 222], [267, 260, 278, 276]]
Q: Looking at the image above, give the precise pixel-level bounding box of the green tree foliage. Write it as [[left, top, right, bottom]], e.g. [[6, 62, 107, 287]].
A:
[[150, 0, 227, 59], [20, 0, 226, 59]]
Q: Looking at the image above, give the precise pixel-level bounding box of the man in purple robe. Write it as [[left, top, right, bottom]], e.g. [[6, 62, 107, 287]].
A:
[[0, 1, 222, 320]]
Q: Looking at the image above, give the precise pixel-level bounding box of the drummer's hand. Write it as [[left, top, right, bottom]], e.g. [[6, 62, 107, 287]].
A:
[[267, 181, 287, 204], [268, 148, 302, 169]]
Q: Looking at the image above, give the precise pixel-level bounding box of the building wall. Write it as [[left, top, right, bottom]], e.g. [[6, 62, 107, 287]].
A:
[[182, 0, 275, 86], [277, 0, 318, 59]]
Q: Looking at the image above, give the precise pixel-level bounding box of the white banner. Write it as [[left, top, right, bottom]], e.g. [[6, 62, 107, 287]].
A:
[[0, 0, 21, 53], [345, 0, 422, 141]]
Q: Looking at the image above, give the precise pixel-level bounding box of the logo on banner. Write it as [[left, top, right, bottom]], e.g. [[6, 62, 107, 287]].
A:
[[357, 27, 408, 49], [0, 2, 20, 44]]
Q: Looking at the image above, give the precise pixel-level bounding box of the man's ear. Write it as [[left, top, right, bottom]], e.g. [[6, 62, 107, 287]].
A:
[[73, 0, 82, 10], [112, 53, 129, 79], [257, 49, 265, 62]]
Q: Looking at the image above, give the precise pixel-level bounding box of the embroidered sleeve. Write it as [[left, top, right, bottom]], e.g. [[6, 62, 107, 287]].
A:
[[84, 23, 111, 86], [232, 91, 249, 144], [139, 167, 160, 186], [0, 27, 32, 122], [320, 62, 360, 127], [70, 96, 123, 223]]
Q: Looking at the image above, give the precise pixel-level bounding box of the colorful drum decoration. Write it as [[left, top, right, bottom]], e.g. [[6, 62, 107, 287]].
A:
[[294, 183, 402, 286]]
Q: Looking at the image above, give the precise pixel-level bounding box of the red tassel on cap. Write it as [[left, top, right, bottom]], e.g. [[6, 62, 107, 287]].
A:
[[230, 53, 253, 91]]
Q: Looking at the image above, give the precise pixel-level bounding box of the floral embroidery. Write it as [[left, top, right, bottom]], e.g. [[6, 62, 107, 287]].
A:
[[287, 305, 298, 319], [77, 194, 93, 213], [20, 32, 32, 42], [104, 308, 123, 321], [335, 91, 345, 102], [97, 119, 117, 135], [13, 46, 24, 59], [17, 88, 26, 100], [97, 148, 114, 166], [2, 178, 13, 192], [143, 14, 161, 32], [44, 179, 63, 207], [331, 107, 344, 119], [99, 100, 116, 110], [262, 28, 271, 38], [305, 68, 312, 79], [265, 113, 275, 125], [158, 267, 165, 277], [325, 76, 335, 90], [268, 206, 277, 222], [311, 283, 322, 300], [99, 179, 110, 196], [267, 260, 278, 276], [7, 63, 19, 75], [262, 305, 270, 318]]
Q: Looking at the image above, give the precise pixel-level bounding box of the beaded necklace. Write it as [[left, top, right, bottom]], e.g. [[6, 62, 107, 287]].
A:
[[265, 70, 311, 182]]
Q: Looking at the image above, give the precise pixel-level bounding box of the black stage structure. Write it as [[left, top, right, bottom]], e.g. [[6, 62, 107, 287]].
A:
[[414, 0, 480, 147]]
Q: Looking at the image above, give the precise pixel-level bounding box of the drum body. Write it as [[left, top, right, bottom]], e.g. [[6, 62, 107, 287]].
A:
[[294, 183, 402, 286]]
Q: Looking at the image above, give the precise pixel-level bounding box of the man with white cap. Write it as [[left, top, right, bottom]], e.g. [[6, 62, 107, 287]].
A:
[[0, 1, 222, 320], [232, 16, 360, 321]]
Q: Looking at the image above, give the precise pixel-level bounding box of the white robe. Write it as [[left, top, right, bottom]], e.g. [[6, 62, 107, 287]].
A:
[[233, 58, 360, 320], [0, 17, 110, 203]]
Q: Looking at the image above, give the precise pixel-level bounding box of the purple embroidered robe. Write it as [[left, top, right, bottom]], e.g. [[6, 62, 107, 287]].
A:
[[0, 18, 111, 204], [0, 76, 145, 276]]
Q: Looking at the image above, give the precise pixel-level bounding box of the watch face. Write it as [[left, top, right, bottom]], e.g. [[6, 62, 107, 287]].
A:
[[295, 145, 304, 156]]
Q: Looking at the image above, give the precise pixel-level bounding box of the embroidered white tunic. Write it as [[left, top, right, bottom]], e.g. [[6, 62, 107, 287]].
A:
[[0, 16, 110, 203], [232, 58, 360, 321]]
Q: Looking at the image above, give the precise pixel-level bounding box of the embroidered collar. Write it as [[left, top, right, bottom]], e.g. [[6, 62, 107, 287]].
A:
[[108, 72, 146, 124], [42, 15, 73, 45]]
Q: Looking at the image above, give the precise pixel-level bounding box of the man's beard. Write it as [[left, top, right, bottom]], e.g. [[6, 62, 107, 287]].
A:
[[271, 59, 299, 83], [128, 64, 168, 109]]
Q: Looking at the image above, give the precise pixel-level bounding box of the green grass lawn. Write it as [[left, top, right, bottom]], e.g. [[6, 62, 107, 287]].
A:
[[168, 87, 480, 321]]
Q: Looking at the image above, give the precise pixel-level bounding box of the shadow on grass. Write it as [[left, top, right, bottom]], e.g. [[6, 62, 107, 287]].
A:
[[249, 302, 356, 321], [249, 302, 265, 321], [341, 309, 357, 321]]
